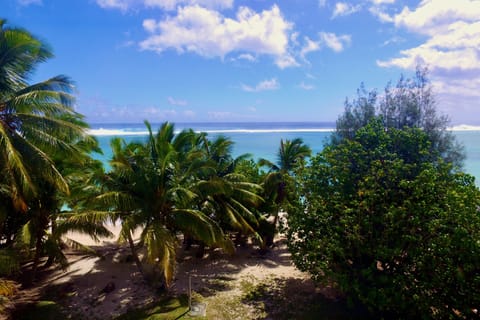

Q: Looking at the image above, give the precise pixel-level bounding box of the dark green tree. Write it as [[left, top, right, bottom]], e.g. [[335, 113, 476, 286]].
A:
[[288, 119, 480, 318]]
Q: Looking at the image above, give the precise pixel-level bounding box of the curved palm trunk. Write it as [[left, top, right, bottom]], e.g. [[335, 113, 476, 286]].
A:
[[31, 208, 49, 281], [31, 232, 43, 281], [44, 218, 57, 267], [126, 230, 144, 276]]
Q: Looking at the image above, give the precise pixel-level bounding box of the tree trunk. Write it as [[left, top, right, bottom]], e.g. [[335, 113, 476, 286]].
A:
[[31, 232, 43, 282], [195, 242, 206, 258], [127, 230, 144, 276], [44, 218, 57, 267]]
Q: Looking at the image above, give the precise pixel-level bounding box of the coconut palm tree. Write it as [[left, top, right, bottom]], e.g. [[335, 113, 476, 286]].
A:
[[258, 138, 311, 245], [100, 122, 233, 287], [196, 135, 264, 249], [0, 19, 108, 280]]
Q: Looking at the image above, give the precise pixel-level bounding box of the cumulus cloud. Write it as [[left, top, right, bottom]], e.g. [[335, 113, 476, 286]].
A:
[[331, 2, 361, 19], [377, 0, 480, 121], [241, 78, 279, 92], [378, 1, 480, 72], [167, 96, 188, 106], [140, 5, 295, 68], [393, 0, 480, 34]]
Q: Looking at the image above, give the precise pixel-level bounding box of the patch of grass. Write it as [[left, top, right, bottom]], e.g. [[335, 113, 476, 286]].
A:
[[241, 277, 369, 319], [115, 294, 205, 320], [12, 300, 66, 320]]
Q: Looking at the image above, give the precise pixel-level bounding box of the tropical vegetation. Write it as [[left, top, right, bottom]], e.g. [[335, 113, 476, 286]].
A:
[[288, 77, 480, 318], [0, 18, 110, 288], [2, 18, 479, 320]]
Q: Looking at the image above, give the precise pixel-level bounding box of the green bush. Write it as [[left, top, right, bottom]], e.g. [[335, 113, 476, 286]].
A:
[[288, 119, 480, 318]]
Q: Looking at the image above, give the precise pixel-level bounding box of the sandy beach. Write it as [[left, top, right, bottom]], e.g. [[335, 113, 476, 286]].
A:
[[6, 222, 326, 320]]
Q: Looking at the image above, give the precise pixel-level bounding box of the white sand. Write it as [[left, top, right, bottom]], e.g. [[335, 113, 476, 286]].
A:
[[13, 222, 318, 319]]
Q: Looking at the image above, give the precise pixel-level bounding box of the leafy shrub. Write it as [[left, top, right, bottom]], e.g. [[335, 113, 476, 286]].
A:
[[288, 119, 480, 318]]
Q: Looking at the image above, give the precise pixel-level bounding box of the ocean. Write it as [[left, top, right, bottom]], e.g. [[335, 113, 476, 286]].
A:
[[89, 122, 480, 185]]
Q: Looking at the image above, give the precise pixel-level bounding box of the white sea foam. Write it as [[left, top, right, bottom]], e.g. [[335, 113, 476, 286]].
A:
[[88, 127, 335, 136], [199, 128, 335, 134], [448, 125, 480, 131], [88, 125, 480, 136], [87, 128, 150, 136]]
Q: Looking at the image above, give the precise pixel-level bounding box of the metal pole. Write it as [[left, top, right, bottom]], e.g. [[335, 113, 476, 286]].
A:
[[188, 274, 192, 311]]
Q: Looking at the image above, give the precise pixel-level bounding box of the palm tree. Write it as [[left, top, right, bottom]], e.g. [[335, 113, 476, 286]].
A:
[[100, 122, 233, 287], [258, 138, 311, 245], [0, 19, 106, 280], [196, 135, 264, 249]]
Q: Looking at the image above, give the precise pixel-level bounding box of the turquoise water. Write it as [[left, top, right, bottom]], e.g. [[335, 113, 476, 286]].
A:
[[90, 123, 480, 184]]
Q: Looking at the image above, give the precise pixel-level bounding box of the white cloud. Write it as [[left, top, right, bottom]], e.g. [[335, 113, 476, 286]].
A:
[[378, 0, 480, 121], [300, 36, 321, 58], [17, 0, 42, 5], [96, 0, 232, 11], [145, 0, 233, 11], [167, 96, 188, 106], [96, 0, 131, 11], [275, 54, 300, 69], [140, 5, 295, 68], [298, 82, 315, 90], [369, 6, 394, 23], [241, 78, 279, 92], [393, 0, 480, 35], [370, 0, 394, 4], [380, 36, 404, 47], [331, 2, 361, 19], [378, 1, 480, 72], [237, 53, 256, 62], [319, 0, 327, 8], [319, 32, 351, 52]]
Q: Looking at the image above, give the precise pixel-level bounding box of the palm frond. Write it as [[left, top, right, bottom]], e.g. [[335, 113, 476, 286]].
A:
[[172, 208, 225, 246], [0, 279, 18, 297], [55, 211, 113, 241], [62, 237, 101, 258], [0, 125, 35, 195], [143, 223, 177, 286]]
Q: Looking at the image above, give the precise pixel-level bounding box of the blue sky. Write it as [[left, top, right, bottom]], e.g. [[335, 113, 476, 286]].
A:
[[3, 0, 480, 124]]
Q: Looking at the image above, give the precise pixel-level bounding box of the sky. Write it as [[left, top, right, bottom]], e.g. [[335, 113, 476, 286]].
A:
[[3, 0, 480, 124]]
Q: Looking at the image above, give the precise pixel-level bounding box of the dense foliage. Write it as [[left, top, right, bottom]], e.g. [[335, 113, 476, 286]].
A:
[[2, 18, 480, 320], [334, 67, 465, 167], [288, 119, 480, 318], [0, 19, 108, 282], [97, 122, 264, 286]]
